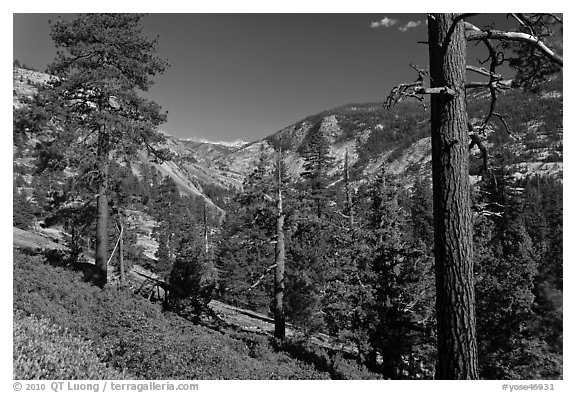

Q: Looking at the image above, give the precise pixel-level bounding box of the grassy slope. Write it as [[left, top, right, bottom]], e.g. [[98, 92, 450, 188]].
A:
[[13, 250, 330, 380]]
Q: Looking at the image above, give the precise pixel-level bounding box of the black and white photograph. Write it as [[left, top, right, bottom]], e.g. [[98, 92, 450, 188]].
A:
[[11, 7, 564, 384]]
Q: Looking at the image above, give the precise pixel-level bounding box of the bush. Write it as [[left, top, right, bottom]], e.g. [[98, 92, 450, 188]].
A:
[[13, 311, 130, 379], [13, 190, 36, 230], [13, 251, 329, 379], [276, 337, 381, 380]]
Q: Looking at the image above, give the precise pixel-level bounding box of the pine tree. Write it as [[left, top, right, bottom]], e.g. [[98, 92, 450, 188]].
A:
[[410, 176, 434, 248], [215, 157, 277, 312], [427, 14, 478, 379], [361, 172, 434, 378], [300, 123, 334, 219], [473, 169, 560, 379], [22, 14, 169, 285], [521, 177, 563, 378], [152, 177, 181, 277], [167, 220, 213, 319]]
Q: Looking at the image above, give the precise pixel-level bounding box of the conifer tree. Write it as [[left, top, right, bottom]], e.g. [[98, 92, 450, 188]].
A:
[[167, 220, 214, 318], [20, 14, 169, 286], [216, 156, 276, 312], [152, 177, 182, 277], [387, 13, 562, 379], [410, 176, 434, 248], [362, 172, 434, 378], [473, 169, 550, 378], [300, 123, 334, 218]]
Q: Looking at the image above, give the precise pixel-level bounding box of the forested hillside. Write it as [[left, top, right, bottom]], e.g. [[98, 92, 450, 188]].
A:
[[13, 13, 562, 380], [13, 68, 563, 379]]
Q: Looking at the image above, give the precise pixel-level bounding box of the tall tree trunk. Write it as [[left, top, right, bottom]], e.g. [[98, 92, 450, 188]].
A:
[[204, 201, 209, 254], [428, 13, 479, 379], [344, 149, 354, 229], [275, 151, 286, 339], [95, 129, 110, 286]]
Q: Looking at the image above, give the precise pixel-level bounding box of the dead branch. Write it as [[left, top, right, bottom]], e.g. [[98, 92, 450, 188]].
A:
[[466, 65, 502, 80], [465, 17, 549, 141], [385, 64, 454, 109], [479, 37, 501, 134], [389, 14, 561, 177], [464, 23, 563, 66], [464, 21, 481, 32], [385, 81, 426, 110], [492, 112, 519, 140], [509, 13, 536, 36], [511, 13, 562, 37], [106, 223, 124, 266], [247, 264, 277, 291], [415, 86, 456, 96]]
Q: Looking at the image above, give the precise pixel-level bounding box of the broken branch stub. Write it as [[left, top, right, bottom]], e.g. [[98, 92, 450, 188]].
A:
[[385, 64, 455, 110]]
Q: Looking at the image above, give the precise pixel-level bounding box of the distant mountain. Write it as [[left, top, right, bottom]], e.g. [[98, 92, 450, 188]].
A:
[[13, 67, 238, 214], [181, 136, 248, 149], [217, 79, 562, 189], [13, 66, 563, 215]]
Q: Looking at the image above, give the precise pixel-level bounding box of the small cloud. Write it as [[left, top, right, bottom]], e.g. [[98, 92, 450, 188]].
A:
[[399, 20, 423, 32], [370, 17, 398, 28]]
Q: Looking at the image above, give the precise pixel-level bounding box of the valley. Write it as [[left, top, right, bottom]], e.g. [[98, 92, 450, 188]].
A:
[[12, 12, 563, 381]]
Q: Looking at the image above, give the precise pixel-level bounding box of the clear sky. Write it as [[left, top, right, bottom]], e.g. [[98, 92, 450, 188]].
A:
[[14, 13, 514, 142]]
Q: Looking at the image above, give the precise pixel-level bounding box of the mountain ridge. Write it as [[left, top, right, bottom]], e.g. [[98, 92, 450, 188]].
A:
[[13, 66, 563, 210]]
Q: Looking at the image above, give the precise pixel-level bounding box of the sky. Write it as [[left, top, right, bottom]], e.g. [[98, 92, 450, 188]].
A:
[[12, 13, 431, 142], [12, 13, 529, 143]]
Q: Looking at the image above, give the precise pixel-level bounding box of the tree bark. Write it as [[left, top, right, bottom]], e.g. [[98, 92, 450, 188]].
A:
[[274, 151, 286, 339], [344, 149, 354, 229], [118, 219, 125, 284], [428, 13, 479, 379], [95, 129, 110, 286], [204, 201, 209, 254]]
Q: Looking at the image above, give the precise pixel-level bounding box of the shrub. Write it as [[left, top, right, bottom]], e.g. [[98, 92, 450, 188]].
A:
[[13, 311, 130, 379], [13, 251, 329, 379], [13, 189, 36, 230], [276, 337, 381, 380]]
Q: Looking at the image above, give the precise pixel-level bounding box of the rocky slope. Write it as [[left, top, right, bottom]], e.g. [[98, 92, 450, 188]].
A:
[[13, 66, 563, 211], [219, 83, 562, 190], [13, 67, 233, 213]]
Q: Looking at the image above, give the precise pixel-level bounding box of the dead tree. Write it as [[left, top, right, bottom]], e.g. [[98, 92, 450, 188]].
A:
[[344, 148, 354, 229], [385, 13, 562, 379], [274, 149, 286, 339], [116, 218, 125, 285]]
